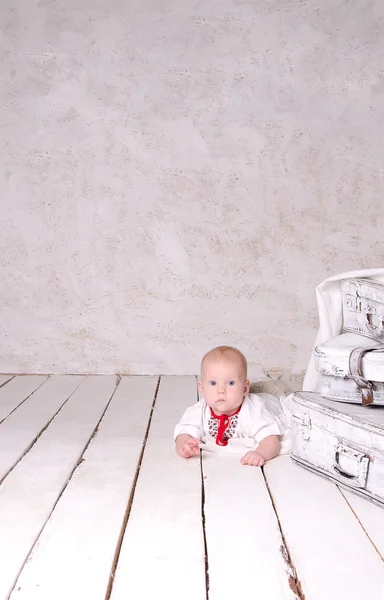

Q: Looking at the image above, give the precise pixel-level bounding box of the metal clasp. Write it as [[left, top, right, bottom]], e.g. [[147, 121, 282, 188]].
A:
[[292, 413, 311, 440], [365, 305, 384, 335], [345, 293, 361, 313], [333, 443, 370, 489]]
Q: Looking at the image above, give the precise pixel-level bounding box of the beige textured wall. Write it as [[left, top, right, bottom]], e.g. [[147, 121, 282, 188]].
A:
[[1, 0, 384, 376]]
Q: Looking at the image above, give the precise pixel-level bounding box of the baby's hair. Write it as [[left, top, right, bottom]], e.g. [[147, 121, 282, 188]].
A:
[[201, 346, 248, 379]]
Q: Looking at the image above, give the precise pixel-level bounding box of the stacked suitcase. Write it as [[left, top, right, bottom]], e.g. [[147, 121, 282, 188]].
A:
[[291, 278, 384, 507]]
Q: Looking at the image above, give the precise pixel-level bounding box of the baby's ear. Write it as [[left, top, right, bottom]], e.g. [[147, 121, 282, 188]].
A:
[[244, 379, 250, 395], [197, 380, 203, 393]]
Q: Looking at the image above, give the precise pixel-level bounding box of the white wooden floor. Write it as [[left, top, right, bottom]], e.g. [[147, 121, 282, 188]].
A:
[[0, 375, 384, 600]]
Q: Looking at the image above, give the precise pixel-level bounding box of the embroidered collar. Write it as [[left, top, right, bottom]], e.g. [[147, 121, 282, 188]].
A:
[[209, 405, 241, 446]]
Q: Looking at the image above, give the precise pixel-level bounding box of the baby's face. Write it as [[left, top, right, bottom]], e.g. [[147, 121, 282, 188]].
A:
[[198, 356, 250, 416]]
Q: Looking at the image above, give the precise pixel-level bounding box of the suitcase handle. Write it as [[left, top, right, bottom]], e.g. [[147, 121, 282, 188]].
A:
[[365, 307, 384, 335], [333, 443, 370, 489]]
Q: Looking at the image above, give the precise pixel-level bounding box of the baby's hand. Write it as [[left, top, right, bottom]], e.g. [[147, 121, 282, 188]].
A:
[[175, 434, 201, 459], [240, 450, 265, 467]]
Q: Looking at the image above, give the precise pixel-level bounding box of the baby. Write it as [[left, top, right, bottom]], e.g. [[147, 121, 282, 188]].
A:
[[174, 346, 285, 466]]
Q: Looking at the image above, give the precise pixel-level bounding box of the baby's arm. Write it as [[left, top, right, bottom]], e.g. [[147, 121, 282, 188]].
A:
[[241, 435, 280, 467], [241, 395, 284, 467], [174, 401, 204, 459]]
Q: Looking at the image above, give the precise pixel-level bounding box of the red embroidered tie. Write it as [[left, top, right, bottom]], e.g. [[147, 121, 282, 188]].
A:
[[210, 406, 241, 446]]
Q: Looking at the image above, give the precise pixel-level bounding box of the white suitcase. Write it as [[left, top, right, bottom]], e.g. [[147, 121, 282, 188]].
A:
[[342, 278, 384, 341], [314, 332, 384, 405], [291, 391, 384, 507]]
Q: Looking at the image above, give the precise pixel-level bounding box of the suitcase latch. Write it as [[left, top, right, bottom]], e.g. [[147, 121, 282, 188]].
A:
[[292, 413, 311, 440], [345, 293, 361, 313]]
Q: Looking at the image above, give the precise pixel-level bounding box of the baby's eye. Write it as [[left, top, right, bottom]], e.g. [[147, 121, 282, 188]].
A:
[[209, 381, 217, 386], [228, 380, 235, 386]]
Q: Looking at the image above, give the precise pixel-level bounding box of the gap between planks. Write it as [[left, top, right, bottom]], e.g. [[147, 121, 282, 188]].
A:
[[0, 376, 85, 486], [264, 456, 384, 600], [104, 376, 161, 600], [109, 375, 206, 600], [337, 486, 384, 561], [261, 467, 305, 600], [195, 379, 210, 600], [199, 453, 210, 600], [0, 376, 49, 425], [0, 376, 15, 389], [7, 376, 121, 600]]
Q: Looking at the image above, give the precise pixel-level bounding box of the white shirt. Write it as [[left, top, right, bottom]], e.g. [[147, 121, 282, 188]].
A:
[[174, 393, 290, 455]]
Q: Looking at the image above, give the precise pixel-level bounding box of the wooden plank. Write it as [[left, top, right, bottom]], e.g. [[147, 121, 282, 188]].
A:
[[0, 375, 14, 388], [202, 454, 298, 600], [9, 376, 158, 600], [0, 375, 84, 482], [0, 375, 48, 422], [340, 488, 384, 559], [264, 456, 384, 600], [0, 375, 117, 600], [110, 376, 206, 600]]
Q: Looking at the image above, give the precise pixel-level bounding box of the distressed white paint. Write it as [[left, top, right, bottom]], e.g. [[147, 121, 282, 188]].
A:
[[0, 375, 14, 387], [110, 376, 206, 600], [320, 372, 384, 404], [1, 0, 384, 375], [202, 454, 297, 599], [340, 488, 384, 559], [291, 392, 384, 506], [0, 376, 116, 599], [10, 376, 158, 600], [314, 333, 384, 403], [0, 376, 383, 600], [264, 456, 384, 600], [315, 333, 384, 380], [342, 278, 384, 341], [0, 376, 48, 422], [0, 375, 84, 481]]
